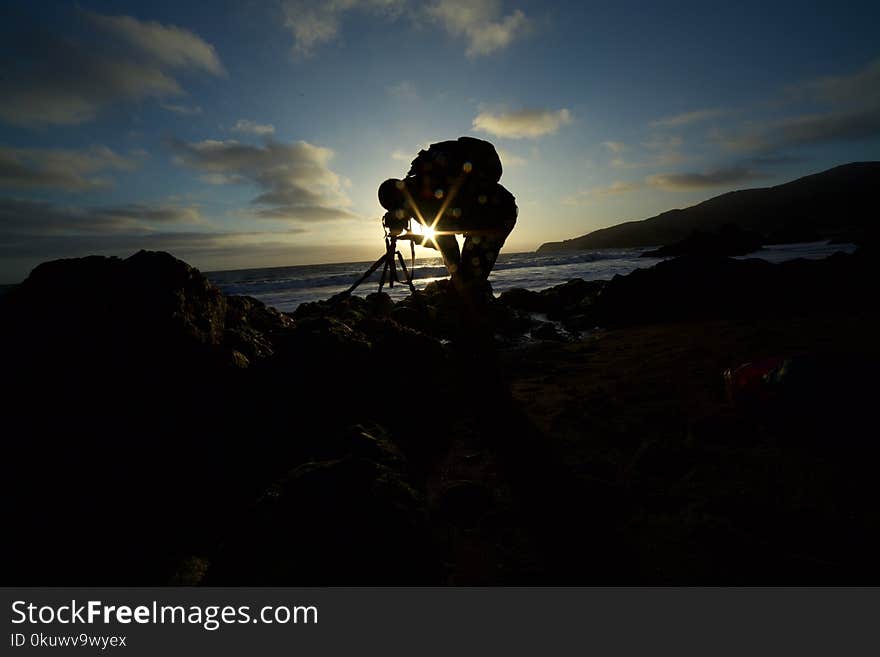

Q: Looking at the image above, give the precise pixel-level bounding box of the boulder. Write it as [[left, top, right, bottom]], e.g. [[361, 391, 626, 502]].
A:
[[364, 292, 395, 317], [497, 279, 606, 322], [540, 279, 606, 319], [498, 287, 544, 312]]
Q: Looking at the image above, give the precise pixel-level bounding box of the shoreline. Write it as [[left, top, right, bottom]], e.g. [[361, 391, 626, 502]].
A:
[[206, 240, 857, 314]]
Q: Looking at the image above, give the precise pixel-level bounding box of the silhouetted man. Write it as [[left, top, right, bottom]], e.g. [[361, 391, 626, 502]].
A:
[[378, 137, 517, 287]]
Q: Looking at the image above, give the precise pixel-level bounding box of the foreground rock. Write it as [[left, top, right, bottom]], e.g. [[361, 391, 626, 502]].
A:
[[591, 248, 872, 326], [494, 247, 873, 331], [2, 245, 877, 584], [0, 251, 457, 584]]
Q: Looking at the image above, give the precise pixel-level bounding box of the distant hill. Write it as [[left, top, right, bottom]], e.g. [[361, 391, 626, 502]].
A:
[[537, 162, 879, 253]]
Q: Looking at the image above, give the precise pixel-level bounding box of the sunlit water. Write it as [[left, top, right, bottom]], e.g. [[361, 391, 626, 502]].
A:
[[207, 241, 857, 313]]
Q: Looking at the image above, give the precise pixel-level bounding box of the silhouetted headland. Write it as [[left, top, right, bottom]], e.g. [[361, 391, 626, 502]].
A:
[[538, 162, 880, 253]]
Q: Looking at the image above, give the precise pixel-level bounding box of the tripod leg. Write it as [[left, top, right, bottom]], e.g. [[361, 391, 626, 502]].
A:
[[386, 238, 399, 288], [345, 253, 387, 296], [396, 250, 419, 298], [378, 258, 390, 294]]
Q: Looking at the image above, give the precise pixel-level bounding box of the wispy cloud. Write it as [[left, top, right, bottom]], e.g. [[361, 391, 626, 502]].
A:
[[563, 180, 641, 205], [602, 141, 627, 154], [232, 119, 276, 136], [647, 167, 762, 191], [496, 147, 526, 167], [717, 58, 880, 154], [0, 44, 180, 126], [170, 138, 356, 222], [85, 11, 226, 76], [161, 103, 204, 115], [787, 58, 880, 109], [0, 224, 333, 281], [0, 197, 202, 236], [281, 0, 407, 57], [0, 146, 136, 192], [280, 0, 528, 58], [87, 203, 204, 226], [0, 12, 223, 127], [611, 150, 686, 170], [427, 0, 530, 57], [649, 108, 725, 128], [473, 108, 572, 139], [387, 80, 419, 101], [601, 135, 687, 169], [718, 109, 880, 153]]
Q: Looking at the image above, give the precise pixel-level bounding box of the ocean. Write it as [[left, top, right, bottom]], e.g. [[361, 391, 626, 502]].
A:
[[207, 240, 857, 313]]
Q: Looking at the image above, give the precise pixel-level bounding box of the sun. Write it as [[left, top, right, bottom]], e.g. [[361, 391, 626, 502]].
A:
[[417, 225, 441, 250]]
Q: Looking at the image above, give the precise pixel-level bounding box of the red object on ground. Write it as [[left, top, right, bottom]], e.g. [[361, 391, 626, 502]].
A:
[[723, 356, 788, 405]]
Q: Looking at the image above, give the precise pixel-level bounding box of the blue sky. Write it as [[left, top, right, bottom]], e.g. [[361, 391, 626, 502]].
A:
[[1, 0, 878, 281]]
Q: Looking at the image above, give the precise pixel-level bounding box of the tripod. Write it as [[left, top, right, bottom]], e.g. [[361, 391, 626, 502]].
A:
[[342, 232, 421, 298]]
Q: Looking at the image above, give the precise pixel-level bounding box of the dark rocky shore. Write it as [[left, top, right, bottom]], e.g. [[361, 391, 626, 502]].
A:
[[1, 246, 878, 584]]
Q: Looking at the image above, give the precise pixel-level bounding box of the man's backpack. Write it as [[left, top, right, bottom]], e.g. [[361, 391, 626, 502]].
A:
[[407, 136, 503, 184]]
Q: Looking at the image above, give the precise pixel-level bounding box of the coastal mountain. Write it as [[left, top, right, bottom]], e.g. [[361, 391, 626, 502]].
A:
[[537, 162, 879, 253]]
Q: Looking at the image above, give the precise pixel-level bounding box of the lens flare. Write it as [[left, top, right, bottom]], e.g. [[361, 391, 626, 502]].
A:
[[416, 225, 439, 250]]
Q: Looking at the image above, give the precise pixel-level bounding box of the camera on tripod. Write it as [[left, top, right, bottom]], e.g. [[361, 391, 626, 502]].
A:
[[382, 208, 410, 236], [336, 177, 442, 301]]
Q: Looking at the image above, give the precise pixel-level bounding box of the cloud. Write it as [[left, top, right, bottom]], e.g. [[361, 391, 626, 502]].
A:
[[0, 226, 335, 283], [161, 103, 204, 115], [281, 0, 407, 57], [0, 146, 136, 192], [563, 180, 641, 205], [427, 0, 530, 57], [391, 150, 411, 162], [642, 135, 683, 151], [788, 58, 880, 109], [719, 59, 880, 154], [496, 148, 526, 167], [85, 11, 225, 76], [774, 109, 880, 146], [170, 138, 356, 222], [473, 108, 572, 139], [0, 195, 326, 280], [0, 197, 202, 236], [88, 203, 204, 226], [647, 167, 762, 191], [649, 108, 725, 128], [720, 108, 880, 153], [0, 42, 181, 126], [0, 13, 222, 127], [387, 80, 419, 101], [232, 119, 276, 136], [602, 141, 626, 154], [611, 150, 686, 170], [279, 0, 527, 58], [748, 154, 805, 166]]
